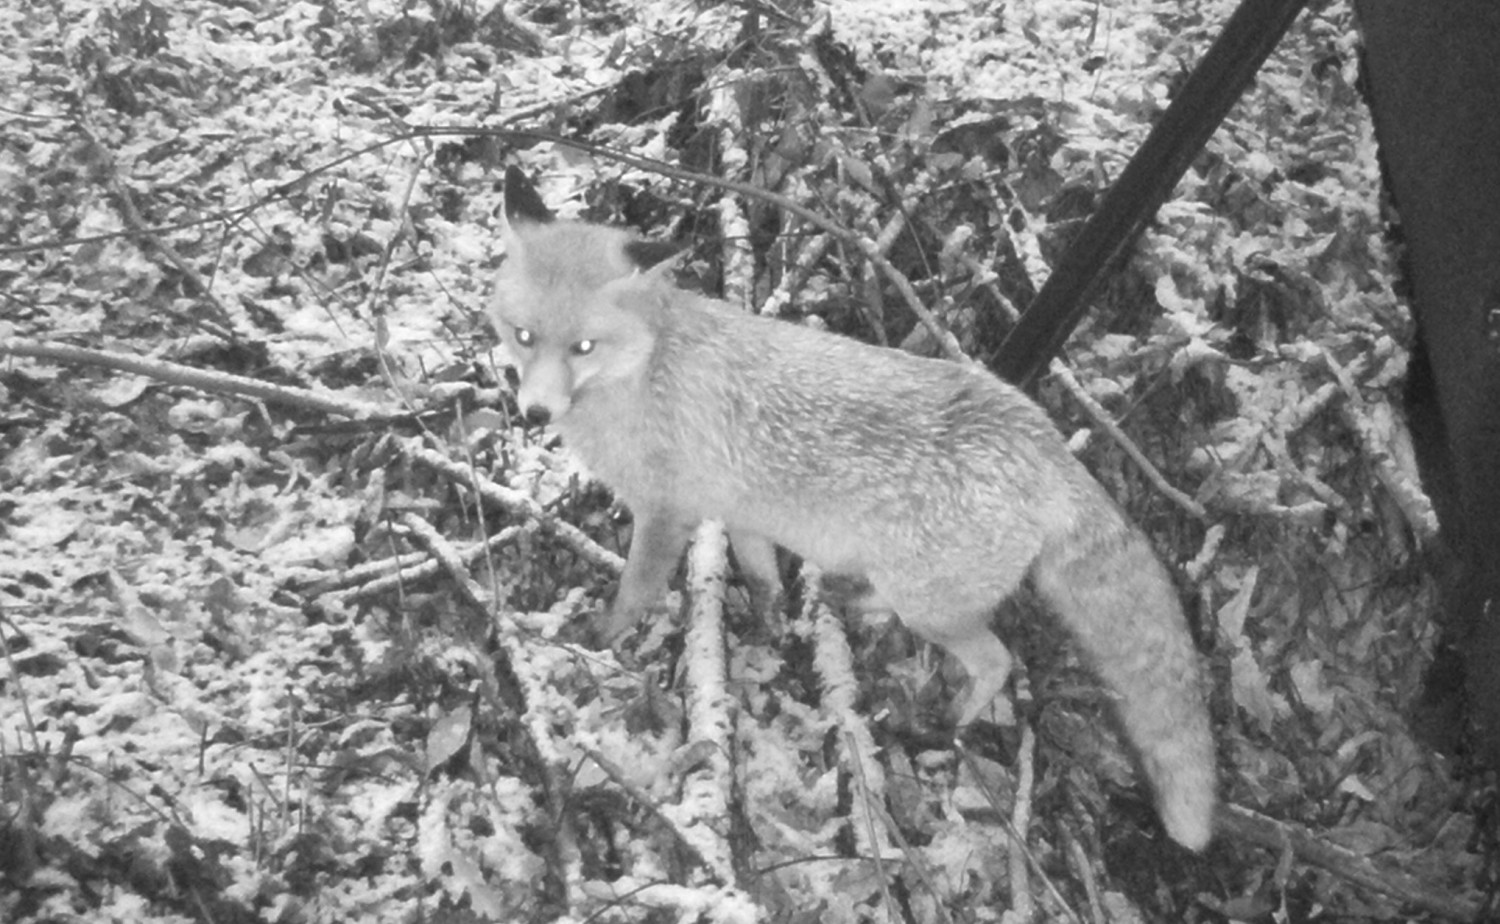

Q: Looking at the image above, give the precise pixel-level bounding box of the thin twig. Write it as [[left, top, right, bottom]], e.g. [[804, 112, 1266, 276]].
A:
[[583, 747, 716, 876], [405, 440, 623, 574], [847, 736, 905, 924], [311, 525, 524, 599], [405, 510, 586, 909], [958, 742, 1082, 924], [1049, 358, 1207, 519]]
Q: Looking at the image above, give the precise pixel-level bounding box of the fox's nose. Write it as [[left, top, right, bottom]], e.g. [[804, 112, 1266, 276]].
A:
[[523, 405, 551, 427]]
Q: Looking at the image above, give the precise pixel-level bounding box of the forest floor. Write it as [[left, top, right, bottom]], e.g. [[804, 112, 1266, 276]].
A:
[[0, 0, 1491, 921]]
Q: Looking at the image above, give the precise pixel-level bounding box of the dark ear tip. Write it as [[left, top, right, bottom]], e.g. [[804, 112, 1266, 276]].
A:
[[624, 239, 683, 271], [503, 166, 555, 225]]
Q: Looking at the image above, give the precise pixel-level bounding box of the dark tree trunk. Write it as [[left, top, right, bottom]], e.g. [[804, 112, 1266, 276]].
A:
[[1357, 0, 1500, 769]]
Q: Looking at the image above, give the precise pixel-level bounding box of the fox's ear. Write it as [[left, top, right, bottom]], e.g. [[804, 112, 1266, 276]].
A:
[[624, 240, 685, 275], [502, 166, 554, 226], [601, 267, 672, 310]]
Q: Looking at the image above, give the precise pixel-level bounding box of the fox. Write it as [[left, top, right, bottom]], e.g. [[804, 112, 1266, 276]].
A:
[[488, 169, 1216, 851]]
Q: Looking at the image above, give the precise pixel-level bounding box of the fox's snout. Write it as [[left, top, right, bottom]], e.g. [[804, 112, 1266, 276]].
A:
[[512, 357, 578, 428], [516, 385, 570, 428], [520, 401, 554, 427]]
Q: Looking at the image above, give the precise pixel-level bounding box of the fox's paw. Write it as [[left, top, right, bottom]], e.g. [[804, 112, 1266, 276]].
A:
[[592, 603, 641, 649], [592, 595, 677, 650], [951, 683, 1016, 729], [741, 580, 788, 640]]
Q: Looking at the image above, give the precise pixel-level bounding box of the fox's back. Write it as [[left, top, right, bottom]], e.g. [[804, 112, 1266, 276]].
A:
[[623, 289, 1098, 574], [664, 298, 1068, 474]]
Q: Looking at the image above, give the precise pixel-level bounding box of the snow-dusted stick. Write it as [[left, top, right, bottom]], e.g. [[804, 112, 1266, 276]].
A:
[[0, 338, 382, 418], [677, 521, 742, 886]]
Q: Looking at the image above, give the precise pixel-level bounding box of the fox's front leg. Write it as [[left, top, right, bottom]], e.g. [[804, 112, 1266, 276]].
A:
[[596, 507, 695, 645], [727, 530, 782, 630]]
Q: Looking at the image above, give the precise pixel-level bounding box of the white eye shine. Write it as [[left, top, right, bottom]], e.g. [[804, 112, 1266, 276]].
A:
[[514, 327, 534, 348], [572, 339, 596, 356]]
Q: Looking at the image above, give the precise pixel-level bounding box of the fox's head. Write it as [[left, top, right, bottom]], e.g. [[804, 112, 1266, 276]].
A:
[[490, 167, 681, 427]]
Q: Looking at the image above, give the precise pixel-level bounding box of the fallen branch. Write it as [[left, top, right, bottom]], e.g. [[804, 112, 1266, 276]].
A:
[[404, 440, 623, 575], [0, 339, 383, 419], [310, 525, 525, 600], [1215, 803, 1479, 921]]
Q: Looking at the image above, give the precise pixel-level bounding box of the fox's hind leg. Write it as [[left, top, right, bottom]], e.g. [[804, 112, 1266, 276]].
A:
[[599, 507, 695, 644], [877, 585, 1017, 727], [942, 622, 1015, 727]]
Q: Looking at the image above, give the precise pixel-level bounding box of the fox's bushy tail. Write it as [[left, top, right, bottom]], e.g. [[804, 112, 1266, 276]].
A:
[[1031, 517, 1215, 850]]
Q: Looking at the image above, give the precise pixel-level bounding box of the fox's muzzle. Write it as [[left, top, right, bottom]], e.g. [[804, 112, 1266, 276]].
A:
[[523, 405, 552, 427]]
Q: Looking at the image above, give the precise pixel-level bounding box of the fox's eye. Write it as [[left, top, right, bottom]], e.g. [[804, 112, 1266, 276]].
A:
[[513, 327, 534, 348], [572, 339, 596, 356]]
